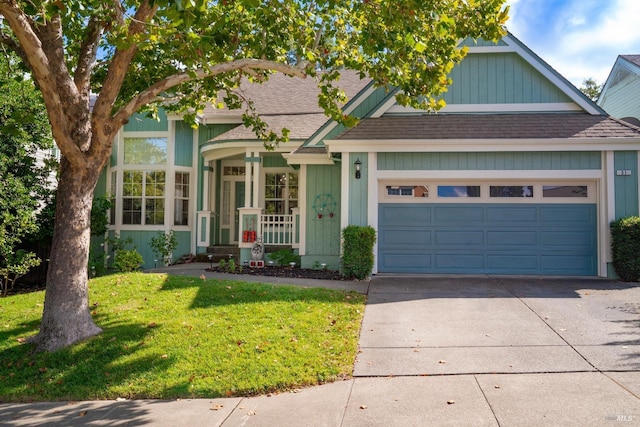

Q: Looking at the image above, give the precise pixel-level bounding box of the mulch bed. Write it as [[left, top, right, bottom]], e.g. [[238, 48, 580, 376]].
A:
[[206, 265, 349, 281]]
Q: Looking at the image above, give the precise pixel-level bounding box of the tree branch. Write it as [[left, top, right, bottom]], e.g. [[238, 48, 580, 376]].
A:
[[74, 16, 103, 92], [112, 58, 307, 127], [92, 0, 157, 122]]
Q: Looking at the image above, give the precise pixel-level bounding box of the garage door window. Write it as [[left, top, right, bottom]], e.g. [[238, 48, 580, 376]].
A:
[[490, 185, 533, 198], [543, 186, 588, 197], [437, 185, 480, 197], [386, 185, 429, 197]]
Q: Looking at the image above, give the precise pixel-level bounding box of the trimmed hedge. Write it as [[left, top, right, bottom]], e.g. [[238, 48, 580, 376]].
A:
[[610, 216, 640, 281], [342, 225, 376, 280]]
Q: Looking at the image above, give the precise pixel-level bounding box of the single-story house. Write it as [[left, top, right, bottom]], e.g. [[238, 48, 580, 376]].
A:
[[96, 32, 640, 277]]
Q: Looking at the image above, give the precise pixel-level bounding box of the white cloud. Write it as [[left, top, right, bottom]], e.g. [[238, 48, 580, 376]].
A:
[[505, 0, 640, 86]]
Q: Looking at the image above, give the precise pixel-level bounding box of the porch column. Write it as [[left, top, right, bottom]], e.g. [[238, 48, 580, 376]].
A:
[[252, 151, 260, 208], [244, 150, 252, 208]]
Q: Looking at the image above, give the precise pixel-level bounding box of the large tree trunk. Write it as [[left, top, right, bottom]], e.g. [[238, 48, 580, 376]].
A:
[[28, 157, 102, 353]]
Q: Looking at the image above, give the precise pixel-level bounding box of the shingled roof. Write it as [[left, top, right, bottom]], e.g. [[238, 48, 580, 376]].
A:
[[621, 55, 640, 67], [203, 70, 369, 142], [335, 113, 640, 140]]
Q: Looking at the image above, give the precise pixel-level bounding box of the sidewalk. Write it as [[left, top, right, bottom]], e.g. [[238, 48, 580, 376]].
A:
[[1, 272, 639, 426]]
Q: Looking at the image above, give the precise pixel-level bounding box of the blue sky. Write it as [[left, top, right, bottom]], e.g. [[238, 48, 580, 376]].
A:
[[505, 0, 640, 87]]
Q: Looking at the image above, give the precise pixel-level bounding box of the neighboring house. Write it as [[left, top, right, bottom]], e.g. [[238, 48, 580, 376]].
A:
[[598, 54, 640, 126], [96, 32, 640, 278]]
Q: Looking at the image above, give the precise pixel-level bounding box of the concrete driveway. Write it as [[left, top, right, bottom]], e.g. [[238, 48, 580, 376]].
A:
[[349, 275, 640, 426]]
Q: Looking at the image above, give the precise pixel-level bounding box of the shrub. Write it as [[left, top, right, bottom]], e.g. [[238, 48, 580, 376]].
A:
[[342, 225, 376, 280], [610, 216, 640, 281], [150, 231, 178, 267], [113, 249, 143, 273], [269, 249, 301, 266]]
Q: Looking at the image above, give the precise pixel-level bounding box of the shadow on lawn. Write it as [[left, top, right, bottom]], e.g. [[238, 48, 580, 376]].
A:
[[159, 274, 363, 310], [0, 318, 173, 404]]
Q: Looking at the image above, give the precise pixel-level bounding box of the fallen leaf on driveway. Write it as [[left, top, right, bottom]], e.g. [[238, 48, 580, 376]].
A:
[[447, 400, 455, 405], [438, 360, 446, 364], [360, 405, 368, 409]]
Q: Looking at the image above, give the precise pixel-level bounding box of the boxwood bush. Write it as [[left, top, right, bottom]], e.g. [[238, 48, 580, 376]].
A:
[[342, 225, 376, 280], [610, 216, 640, 281]]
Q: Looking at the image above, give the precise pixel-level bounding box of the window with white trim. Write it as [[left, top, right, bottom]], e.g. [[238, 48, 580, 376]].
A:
[[122, 170, 166, 225], [265, 172, 298, 214], [174, 172, 190, 226], [124, 137, 167, 164]]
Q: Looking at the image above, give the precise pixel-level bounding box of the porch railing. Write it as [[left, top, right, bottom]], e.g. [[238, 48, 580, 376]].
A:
[[260, 214, 295, 245]]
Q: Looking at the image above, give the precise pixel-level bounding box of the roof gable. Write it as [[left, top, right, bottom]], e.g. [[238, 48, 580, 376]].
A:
[[369, 32, 604, 117], [598, 55, 640, 120]]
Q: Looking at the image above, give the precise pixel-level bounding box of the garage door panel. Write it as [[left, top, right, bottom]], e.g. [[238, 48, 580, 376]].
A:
[[380, 206, 431, 226], [434, 231, 484, 246], [434, 254, 485, 269], [487, 206, 538, 222], [380, 229, 431, 248], [540, 206, 594, 223], [542, 231, 596, 248], [487, 231, 538, 246], [380, 254, 431, 270], [541, 255, 596, 273], [487, 255, 538, 270], [434, 206, 484, 223], [378, 203, 597, 276]]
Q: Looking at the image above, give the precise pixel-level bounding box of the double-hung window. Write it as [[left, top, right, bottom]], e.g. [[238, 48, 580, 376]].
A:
[[265, 172, 298, 215]]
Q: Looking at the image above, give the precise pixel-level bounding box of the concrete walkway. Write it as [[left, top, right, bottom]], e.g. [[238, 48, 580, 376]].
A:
[[2, 269, 640, 426]]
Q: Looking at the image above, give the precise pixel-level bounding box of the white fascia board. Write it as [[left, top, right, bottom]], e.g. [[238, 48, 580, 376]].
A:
[[369, 91, 400, 118], [200, 141, 291, 161], [376, 169, 603, 180], [282, 153, 335, 165], [385, 103, 581, 114], [326, 138, 640, 153], [307, 84, 378, 146], [466, 46, 516, 54]]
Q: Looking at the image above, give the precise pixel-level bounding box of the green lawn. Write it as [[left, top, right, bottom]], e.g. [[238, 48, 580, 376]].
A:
[[0, 273, 365, 402]]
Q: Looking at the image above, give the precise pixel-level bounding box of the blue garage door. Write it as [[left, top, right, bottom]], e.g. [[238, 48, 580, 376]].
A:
[[378, 203, 597, 276]]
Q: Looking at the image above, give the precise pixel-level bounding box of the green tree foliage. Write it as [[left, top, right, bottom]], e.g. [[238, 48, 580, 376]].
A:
[[579, 78, 603, 102], [0, 53, 56, 296], [0, 0, 508, 351]]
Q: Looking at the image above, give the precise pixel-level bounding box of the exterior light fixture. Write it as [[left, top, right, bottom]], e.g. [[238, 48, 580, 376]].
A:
[[354, 158, 362, 179]]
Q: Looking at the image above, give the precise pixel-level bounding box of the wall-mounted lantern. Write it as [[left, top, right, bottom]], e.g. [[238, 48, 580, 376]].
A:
[[354, 158, 362, 179]]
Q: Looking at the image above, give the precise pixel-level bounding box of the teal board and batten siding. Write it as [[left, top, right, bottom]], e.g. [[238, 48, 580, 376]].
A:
[[123, 110, 169, 132], [303, 164, 341, 269], [174, 121, 194, 167], [614, 151, 639, 219], [118, 230, 191, 269], [378, 152, 601, 171], [349, 153, 368, 225], [443, 53, 573, 105], [599, 72, 640, 120], [308, 85, 390, 144], [378, 203, 598, 276]]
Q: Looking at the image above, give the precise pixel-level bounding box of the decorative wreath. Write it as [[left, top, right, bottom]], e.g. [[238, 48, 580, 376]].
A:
[[312, 193, 337, 218]]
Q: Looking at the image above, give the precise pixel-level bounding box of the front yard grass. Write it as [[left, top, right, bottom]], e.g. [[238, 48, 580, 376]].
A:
[[0, 273, 365, 402]]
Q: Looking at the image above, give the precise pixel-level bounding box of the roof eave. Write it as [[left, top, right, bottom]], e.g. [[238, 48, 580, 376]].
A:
[[326, 137, 640, 153]]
